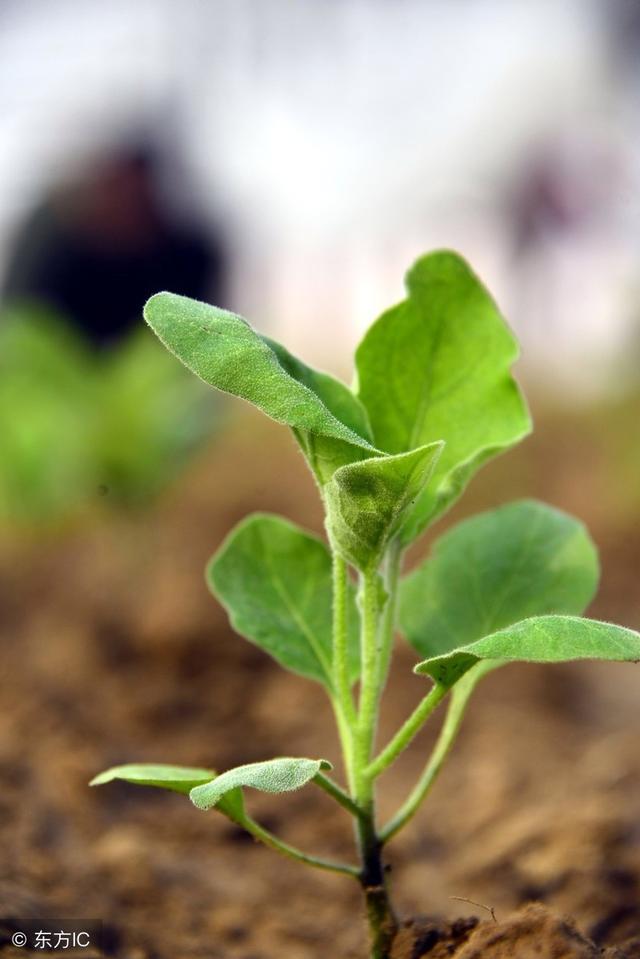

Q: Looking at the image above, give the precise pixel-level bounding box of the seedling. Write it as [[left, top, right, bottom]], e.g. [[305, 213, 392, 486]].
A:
[[92, 251, 640, 959], [0, 308, 214, 525]]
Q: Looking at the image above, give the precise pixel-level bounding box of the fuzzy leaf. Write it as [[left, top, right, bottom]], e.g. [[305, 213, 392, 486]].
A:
[[208, 514, 360, 687], [189, 757, 332, 811], [355, 251, 530, 542], [325, 443, 444, 571], [400, 500, 599, 659], [144, 293, 377, 483], [263, 335, 375, 482], [89, 763, 245, 821], [415, 616, 640, 687]]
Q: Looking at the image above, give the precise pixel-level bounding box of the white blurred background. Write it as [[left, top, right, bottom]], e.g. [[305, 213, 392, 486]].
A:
[[1, 0, 640, 397]]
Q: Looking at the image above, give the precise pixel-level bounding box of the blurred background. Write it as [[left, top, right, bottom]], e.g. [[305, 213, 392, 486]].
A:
[[1, 2, 640, 958], [1, 0, 640, 526]]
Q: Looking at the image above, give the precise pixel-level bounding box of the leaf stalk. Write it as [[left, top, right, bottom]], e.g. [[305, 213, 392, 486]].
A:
[[312, 771, 366, 820], [365, 682, 448, 780], [240, 813, 359, 877], [380, 678, 474, 842]]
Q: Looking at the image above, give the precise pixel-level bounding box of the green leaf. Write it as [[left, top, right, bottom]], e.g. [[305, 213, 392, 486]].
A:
[[189, 757, 332, 811], [208, 514, 360, 687], [90, 763, 215, 794], [144, 293, 377, 484], [89, 763, 245, 821], [263, 335, 374, 483], [415, 616, 640, 687], [355, 251, 531, 542], [400, 500, 599, 659], [325, 443, 444, 571]]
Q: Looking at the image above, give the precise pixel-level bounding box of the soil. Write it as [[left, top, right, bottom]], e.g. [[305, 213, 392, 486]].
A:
[[392, 904, 639, 958], [1, 413, 640, 958]]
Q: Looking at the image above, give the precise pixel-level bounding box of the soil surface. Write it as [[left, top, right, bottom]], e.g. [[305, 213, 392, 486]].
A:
[[1, 414, 640, 958], [392, 904, 639, 958]]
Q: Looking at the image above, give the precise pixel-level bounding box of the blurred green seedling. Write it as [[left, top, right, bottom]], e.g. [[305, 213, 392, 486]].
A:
[[92, 251, 640, 959], [0, 306, 216, 527]]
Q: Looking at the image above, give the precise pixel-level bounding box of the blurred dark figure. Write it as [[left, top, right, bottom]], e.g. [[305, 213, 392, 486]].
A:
[[2, 146, 226, 347], [607, 0, 640, 67], [508, 140, 615, 255]]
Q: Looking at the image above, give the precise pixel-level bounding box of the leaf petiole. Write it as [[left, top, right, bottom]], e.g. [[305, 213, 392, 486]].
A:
[[312, 771, 366, 821], [365, 683, 448, 780], [240, 813, 359, 877], [379, 672, 477, 842]]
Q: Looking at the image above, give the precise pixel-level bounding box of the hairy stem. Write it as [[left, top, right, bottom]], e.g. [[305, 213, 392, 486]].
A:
[[356, 808, 398, 958], [374, 542, 402, 696], [365, 682, 448, 780], [333, 552, 356, 723], [380, 675, 476, 843], [313, 771, 365, 820], [332, 699, 356, 794], [356, 567, 383, 769], [241, 813, 359, 877], [353, 567, 398, 957], [332, 552, 357, 792]]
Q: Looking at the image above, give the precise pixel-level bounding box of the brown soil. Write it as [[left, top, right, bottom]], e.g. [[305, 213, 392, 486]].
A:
[[393, 904, 640, 958], [1, 415, 640, 958]]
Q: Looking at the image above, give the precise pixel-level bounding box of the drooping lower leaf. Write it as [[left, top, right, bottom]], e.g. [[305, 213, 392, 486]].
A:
[[189, 757, 332, 811], [400, 500, 599, 659], [208, 514, 360, 688], [89, 763, 245, 822], [355, 251, 531, 543], [144, 293, 378, 484], [415, 616, 640, 687], [324, 442, 444, 571]]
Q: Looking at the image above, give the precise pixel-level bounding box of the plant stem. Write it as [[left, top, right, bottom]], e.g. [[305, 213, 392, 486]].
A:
[[333, 552, 356, 724], [365, 683, 448, 780], [380, 675, 475, 843], [313, 771, 365, 820], [353, 567, 398, 957], [241, 813, 359, 877], [356, 567, 383, 769], [332, 699, 357, 794], [355, 810, 398, 958], [374, 542, 401, 697], [331, 552, 358, 792]]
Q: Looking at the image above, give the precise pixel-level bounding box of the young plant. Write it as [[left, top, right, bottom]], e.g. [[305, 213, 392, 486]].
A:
[[0, 307, 215, 526], [92, 251, 640, 959]]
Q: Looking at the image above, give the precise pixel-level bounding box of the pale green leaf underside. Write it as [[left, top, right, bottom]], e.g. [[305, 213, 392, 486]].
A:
[[262, 336, 372, 441], [90, 763, 245, 821], [208, 513, 360, 687], [355, 251, 531, 542], [90, 763, 214, 794], [189, 757, 332, 811], [264, 335, 376, 483], [400, 499, 599, 659], [144, 293, 378, 484], [415, 615, 640, 687], [325, 442, 444, 571]]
